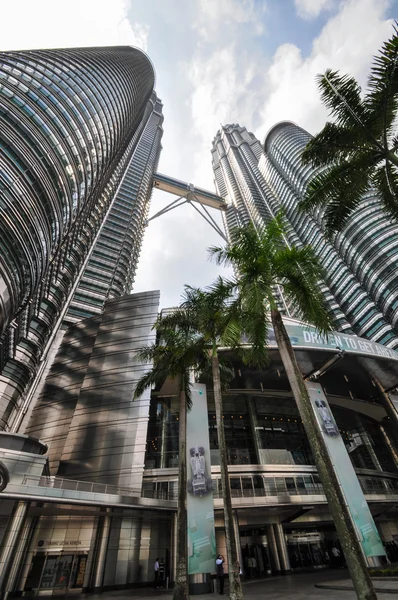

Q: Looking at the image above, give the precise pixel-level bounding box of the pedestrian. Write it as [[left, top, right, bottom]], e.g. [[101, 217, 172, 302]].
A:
[[331, 546, 341, 568], [154, 557, 160, 588], [159, 557, 165, 588], [251, 555, 257, 577], [216, 554, 225, 595]]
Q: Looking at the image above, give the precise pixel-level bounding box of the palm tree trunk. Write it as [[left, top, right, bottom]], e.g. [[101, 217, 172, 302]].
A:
[[387, 150, 398, 168], [173, 386, 189, 600], [271, 309, 377, 600], [212, 352, 244, 600]]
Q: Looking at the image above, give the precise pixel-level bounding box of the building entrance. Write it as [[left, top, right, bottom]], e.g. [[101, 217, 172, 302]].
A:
[[240, 531, 272, 576], [286, 531, 329, 570], [24, 552, 88, 594]]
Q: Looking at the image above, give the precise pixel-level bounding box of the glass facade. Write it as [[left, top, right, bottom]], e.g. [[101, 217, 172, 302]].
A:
[[211, 123, 398, 348], [143, 392, 398, 501], [0, 47, 163, 430]]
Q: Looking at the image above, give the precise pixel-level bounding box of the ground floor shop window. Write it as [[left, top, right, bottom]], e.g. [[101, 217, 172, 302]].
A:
[[25, 552, 88, 592]]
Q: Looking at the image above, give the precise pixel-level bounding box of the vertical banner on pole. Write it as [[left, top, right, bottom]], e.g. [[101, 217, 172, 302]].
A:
[[186, 383, 216, 574], [305, 381, 385, 558]]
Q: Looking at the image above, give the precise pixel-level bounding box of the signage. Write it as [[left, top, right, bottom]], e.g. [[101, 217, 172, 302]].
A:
[[243, 322, 398, 362], [186, 383, 216, 574], [38, 540, 82, 547], [306, 382, 385, 558]]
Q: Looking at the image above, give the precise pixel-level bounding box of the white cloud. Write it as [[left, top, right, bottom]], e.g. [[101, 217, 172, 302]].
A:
[[294, 0, 334, 20], [260, 0, 393, 136], [0, 0, 148, 51]]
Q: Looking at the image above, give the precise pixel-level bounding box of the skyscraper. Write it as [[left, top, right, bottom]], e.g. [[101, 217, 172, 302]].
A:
[[0, 47, 163, 429], [212, 122, 398, 348]]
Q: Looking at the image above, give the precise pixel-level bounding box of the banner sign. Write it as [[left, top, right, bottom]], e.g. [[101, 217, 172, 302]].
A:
[[305, 381, 385, 558], [186, 383, 216, 574], [243, 321, 398, 362]]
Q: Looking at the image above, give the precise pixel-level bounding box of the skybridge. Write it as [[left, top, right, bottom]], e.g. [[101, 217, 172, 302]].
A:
[[150, 172, 228, 241]]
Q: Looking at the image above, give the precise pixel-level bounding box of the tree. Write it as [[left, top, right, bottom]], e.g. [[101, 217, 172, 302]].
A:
[[134, 325, 207, 600], [161, 279, 244, 600], [210, 217, 377, 600], [300, 23, 398, 232]]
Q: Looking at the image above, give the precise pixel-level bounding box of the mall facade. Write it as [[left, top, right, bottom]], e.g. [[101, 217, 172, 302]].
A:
[[2, 291, 398, 595]]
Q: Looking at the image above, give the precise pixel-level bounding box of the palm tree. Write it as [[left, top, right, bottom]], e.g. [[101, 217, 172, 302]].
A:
[[210, 217, 377, 600], [134, 325, 207, 600], [160, 279, 244, 600], [300, 22, 398, 231]]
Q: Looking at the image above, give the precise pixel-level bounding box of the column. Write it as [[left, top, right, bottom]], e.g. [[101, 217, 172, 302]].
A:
[[90, 509, 112, 591], [0, 501, 30, 597], [273, 523, 291, 574], [247, 398, 262, 464], [266, 525, 281, 574]]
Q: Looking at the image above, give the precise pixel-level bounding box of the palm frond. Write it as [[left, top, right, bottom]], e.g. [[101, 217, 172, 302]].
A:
[[317, 69, 369, 131], [372, 161, 398, 220], [134, 366, 168, 399], [300, 153, 379, 231], [134, 342, 159, 364], [366, 21, 398, 142], [302, 121, 371, 168], [274, 246, 334, 335]]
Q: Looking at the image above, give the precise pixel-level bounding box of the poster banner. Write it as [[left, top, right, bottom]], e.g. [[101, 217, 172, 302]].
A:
[[305, 381, 385, 558], [186, 383, 216, 574]]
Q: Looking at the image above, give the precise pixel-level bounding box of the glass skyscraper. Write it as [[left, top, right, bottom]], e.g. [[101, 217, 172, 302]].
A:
[[0, 47, 163, 429], [212, 122, 398, 348]]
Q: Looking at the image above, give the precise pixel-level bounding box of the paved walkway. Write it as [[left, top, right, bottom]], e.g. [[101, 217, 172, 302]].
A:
[[77, 570, 397, 599]]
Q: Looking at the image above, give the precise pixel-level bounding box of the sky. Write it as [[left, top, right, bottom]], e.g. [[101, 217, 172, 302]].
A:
[[1, 0, 396, 308]]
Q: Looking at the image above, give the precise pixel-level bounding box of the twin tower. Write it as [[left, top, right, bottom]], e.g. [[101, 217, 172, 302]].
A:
[[1, 46, 398, 433]]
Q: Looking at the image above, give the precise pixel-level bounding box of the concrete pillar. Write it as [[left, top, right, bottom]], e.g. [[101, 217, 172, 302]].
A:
[[247, 398, 262, 464], [91, 509, 112, 591], [0, 501, 30, 597], [273, 523, 291, 574], [266, 525, 281, 574]]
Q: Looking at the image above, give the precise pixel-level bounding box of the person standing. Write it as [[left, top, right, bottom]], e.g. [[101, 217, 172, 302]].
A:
[[215, 554, 225, 595], [154, 558, 160, 588], [331, 546, 341, 568]]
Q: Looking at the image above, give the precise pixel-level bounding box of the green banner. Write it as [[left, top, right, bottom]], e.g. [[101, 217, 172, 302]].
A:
[[186, 383, 216, 574], [277, 321, 398, 362], [306, 381, 385, 558]]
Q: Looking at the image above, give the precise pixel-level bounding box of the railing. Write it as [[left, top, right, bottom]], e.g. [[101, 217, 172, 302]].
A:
[[20, 473, 398, 503], [142, 473, 398, 501], [22, 475, 142, 498]]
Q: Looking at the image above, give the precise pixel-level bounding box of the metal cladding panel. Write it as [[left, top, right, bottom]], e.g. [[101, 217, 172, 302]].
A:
[[0, 46, 157, 430], [52, 291, 160, 489], [24, 317, 102, 474]]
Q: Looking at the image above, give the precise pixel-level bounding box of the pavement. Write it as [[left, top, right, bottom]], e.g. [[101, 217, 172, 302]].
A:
[[76, 570, 398, 599]]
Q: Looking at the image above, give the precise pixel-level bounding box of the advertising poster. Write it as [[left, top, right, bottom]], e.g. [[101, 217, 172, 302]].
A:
[[186, 383, 216, 574], [305, 381, 385, 558]]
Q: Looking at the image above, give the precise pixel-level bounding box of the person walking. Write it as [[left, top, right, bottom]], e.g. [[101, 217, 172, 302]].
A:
[[154, 558, 160, 588], [215, 554, 225, 595]]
